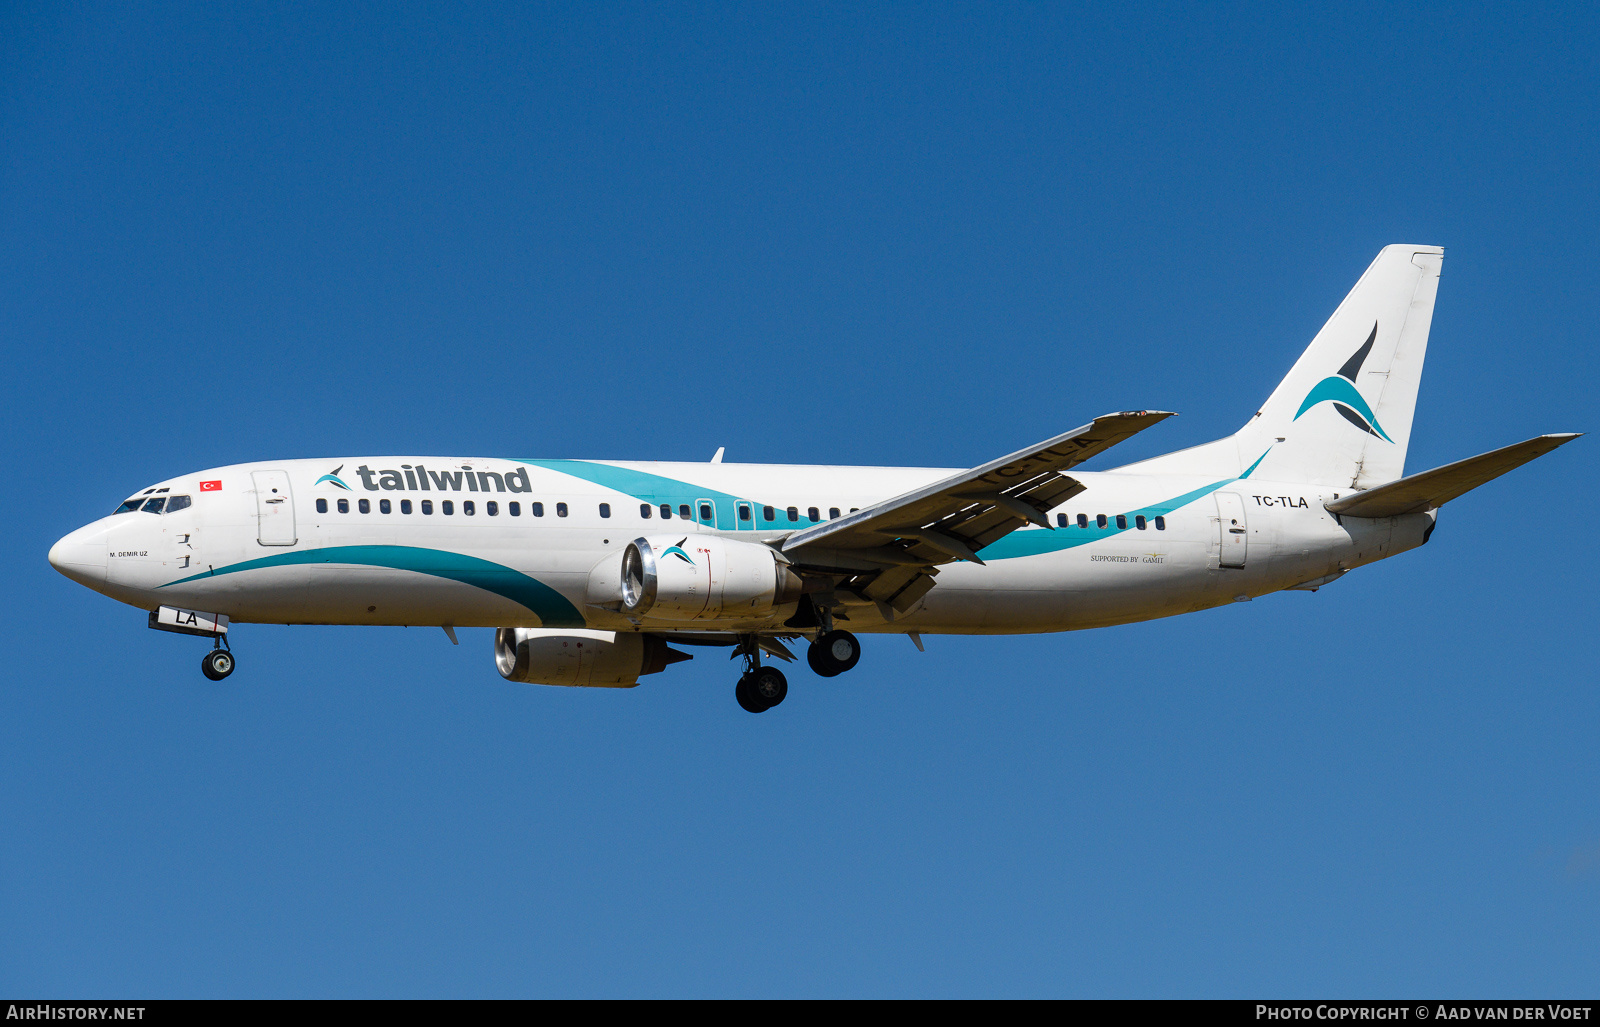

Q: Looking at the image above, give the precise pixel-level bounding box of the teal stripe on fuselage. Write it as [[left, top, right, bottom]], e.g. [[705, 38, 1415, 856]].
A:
[[515, 459, 770, 530], [1239, 447, 1271, 479], [981, 479, 1234, 560], [158, 545, 584, 626], [516, 458, 1239, 563]]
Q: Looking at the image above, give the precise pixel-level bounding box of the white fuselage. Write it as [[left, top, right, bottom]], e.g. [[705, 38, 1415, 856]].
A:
[[49, 456, 1433, 637]]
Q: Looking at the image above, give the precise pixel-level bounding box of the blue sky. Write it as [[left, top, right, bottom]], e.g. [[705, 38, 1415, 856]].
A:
[[2, 2, 1597, 997]]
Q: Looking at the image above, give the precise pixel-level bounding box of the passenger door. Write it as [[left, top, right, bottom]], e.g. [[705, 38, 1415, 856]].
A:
[[252, 470, 297, 546], [1215, 491, 1248, 568]]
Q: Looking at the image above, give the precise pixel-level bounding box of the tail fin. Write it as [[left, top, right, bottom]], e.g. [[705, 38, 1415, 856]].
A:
[[1118, 245, 1444, 488]]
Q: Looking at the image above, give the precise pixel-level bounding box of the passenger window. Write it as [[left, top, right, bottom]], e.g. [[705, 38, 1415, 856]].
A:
[[141, 497, 166, 514], [641, 504, 653, 519], [660, 503, 671, 519], [380, 499, 392, 514], [739, 504, 751, 522], [358, 499, 371, 514], [807, 507, 819, 522], [1077, 514, 1088, 528], [339, 498, 350, 514], [463, 501, 475, 515], [599, 503, 610, 518], [487, 501, 498, 516], [166, 495, 191, 513], [786, 506, 798, 522], [763, 506, 775, 521], [1135, 515, 1146, 530], [401, 499, 413, 514], [316, 498, 328, 514], [678, 504, 691, 519], [1096, 514, 1107, 528], [114, 498, 143, 514], [509, 502, 520, 516], [850, 507, 859, 513], [557, 502, 568, 517], [533, 502, 544, 517], [700, 503, 713, 521], [442, 500, 453, 515], [1116, 514, 1127, 529], [1154, 516, 1166, 530], [1056, 513, 1068, 527], [421, 500, 433, 515], [829, 508, 840, 519]]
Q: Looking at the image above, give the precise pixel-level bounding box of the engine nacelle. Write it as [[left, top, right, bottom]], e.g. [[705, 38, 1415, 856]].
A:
[[495, 628, 689, 688], [620, 535, 803, 622]]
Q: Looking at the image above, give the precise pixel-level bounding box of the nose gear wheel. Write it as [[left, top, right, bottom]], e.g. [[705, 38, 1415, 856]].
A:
[[201, 649, 235, 681]]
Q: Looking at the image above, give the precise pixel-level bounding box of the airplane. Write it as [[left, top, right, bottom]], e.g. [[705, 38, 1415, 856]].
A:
[[48, 245, 1580, 712]]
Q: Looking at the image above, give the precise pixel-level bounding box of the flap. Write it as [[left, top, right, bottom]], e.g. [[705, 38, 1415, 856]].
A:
[[782, 410, 1174, 572]]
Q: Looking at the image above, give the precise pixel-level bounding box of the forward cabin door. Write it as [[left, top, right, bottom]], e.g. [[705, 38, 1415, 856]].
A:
[[252, 469, 298, 546], [1215, 491, 1248, 568]]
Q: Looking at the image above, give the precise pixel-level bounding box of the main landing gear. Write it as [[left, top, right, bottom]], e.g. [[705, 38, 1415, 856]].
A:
[[806, 629, 861, 677], [732, 629, 862, 713], [733, 635, 788, 713], [736, 666, 788, 713], [201, 637, 235, 681]]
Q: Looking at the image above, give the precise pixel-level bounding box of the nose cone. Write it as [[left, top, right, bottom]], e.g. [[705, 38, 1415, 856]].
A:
[[49, 524, 109, 587]]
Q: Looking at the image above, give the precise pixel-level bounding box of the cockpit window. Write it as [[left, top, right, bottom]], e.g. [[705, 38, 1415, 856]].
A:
[[117, 493, 191, 514]]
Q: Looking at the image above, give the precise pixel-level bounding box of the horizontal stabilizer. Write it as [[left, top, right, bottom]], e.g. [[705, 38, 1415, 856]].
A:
[[1325, 433, 1581, 518]]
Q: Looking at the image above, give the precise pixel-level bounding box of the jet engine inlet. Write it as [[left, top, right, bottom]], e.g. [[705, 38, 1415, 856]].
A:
[[621, 538, 657, 614], [618, 535, 803, 622]]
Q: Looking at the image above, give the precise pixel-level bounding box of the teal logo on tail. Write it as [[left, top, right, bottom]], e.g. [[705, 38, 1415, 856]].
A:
[[1293, 323, 1393, 442], [314, 465, 353, 490]]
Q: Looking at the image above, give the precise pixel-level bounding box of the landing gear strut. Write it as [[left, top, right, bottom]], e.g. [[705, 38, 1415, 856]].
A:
[[807, 629, 861, 678], [733, 636, 787, 713], [201, 636, 235, 681]]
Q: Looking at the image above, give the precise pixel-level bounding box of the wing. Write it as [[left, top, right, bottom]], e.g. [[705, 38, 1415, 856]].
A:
[[781, 410, 1175, 612]]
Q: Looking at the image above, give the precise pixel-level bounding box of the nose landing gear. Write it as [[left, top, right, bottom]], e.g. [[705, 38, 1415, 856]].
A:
[[201, 638, 235, 681]]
